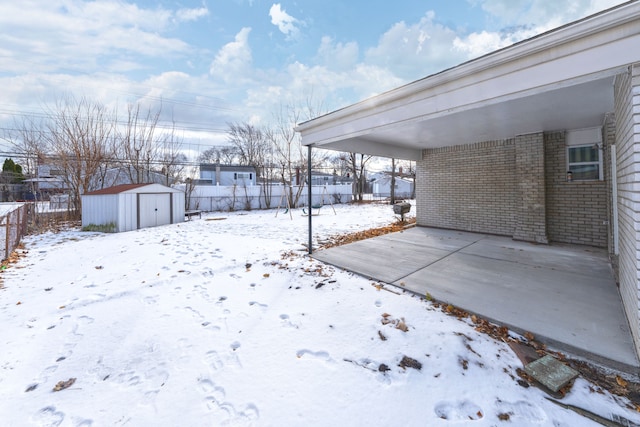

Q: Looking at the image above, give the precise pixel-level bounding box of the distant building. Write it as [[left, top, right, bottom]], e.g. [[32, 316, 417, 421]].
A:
[[370, 172, 414, 199], [199, 164, 257, 186], [21, 164, 67, 200], [309, 171, 353, 186]]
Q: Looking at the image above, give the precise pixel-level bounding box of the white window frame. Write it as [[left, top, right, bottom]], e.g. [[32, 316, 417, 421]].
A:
[[566, 127, 603, 181], [567, 144, 603, 181], [234, 172, 252, 180]]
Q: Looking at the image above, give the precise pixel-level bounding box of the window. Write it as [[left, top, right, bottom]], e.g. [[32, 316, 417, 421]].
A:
[[567, 144, 602, 181], [234, 172, 252, 180]]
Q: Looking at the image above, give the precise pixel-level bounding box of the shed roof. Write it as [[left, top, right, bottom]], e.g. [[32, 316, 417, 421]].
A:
[[83, 183, 181, 196]]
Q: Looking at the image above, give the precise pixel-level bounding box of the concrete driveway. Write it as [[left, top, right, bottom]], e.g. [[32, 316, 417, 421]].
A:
[[311, 226, 638, 373]]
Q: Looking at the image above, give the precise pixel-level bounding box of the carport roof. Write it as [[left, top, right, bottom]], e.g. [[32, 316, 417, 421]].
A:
[[296, 1, 640, 160]]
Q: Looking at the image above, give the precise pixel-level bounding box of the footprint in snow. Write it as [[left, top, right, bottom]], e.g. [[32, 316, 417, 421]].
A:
[[249, 301, 268, 309], [434, 400, 483, 421], [494, 399, 546, 423], [33, 406, 65, 427], [143, 295, 158, 305], [198, 377, 259, 424], [279, 314, 298, 328], [204, 349, 242, 371], [205, 350, 224, 372], [296, 349, 335, 365], [198, 377, 226, 402]]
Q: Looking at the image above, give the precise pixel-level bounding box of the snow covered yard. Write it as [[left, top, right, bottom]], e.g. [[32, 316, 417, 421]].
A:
[[0, 202, 638, 426]]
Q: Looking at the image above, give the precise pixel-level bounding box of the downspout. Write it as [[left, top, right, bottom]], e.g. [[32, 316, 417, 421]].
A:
[[611, 145, 619, 255], [308, 145, 313, 254]]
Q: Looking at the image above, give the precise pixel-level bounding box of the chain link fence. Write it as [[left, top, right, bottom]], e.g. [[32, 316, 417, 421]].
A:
[[0, 204, 30, 261]]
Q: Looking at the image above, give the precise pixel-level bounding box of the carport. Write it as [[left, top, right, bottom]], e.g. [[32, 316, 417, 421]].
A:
[[312, 226, 638, 373], [297, 3, 640, 373]]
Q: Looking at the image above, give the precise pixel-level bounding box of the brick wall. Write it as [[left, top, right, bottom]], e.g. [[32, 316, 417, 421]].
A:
[[416, 140, 517, 236], [417, 131, 610, 247], [544, 132, 608, 247], [514, 133, 548, 243], [614, 64, 640, 357]]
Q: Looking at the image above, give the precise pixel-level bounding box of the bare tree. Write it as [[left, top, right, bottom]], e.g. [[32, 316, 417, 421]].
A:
[[3, 115, 45, 180], [226, 122, 269, 169], [266, 100, 328, 208], [326, 153, 350, 181], [41, 95, 117, 214], [198, 145, 239, 164], [157, 121, 186, 186], [225, 122, 270, 209], [116, 103, 161, 183], [397, 159, 416, 199], [3, 116, 46, 207], [348, 152, 373, 202]]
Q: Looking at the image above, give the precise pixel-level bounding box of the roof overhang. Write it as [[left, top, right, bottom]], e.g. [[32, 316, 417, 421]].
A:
[[296, 1, 640, 160]]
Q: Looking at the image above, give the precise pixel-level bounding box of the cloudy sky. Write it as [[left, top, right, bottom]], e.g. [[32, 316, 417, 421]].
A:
[[0, 0, 629, 159]]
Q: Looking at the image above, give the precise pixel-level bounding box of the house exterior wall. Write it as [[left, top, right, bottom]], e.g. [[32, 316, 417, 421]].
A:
[[544, 132, 608, 247], [614, 64, 640, 357], [200, 165, 257, 186], [417, 132, 609, 246], [416, 140, 518, 236]]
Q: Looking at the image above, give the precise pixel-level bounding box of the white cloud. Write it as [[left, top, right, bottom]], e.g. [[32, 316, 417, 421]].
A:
[[364, 11, 466, 81], [209, 28, 253, 83], [476, 0, 626, 29], [269, 3, 302, 40], [455, 0, 626, 60], [315, 37, 359, 71], [175, 5, 209, 23], [0, 0, 195, 75], [452, 29, 527, 58]]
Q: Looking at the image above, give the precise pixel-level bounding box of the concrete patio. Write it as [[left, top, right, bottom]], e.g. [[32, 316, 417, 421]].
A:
[[311, 226, 639, 373]]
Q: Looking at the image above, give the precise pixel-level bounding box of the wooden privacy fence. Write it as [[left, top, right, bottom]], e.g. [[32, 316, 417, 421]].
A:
[[0, 204, 29, 261]]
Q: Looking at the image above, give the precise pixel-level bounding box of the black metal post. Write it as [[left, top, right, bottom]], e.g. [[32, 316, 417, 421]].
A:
[[308, 145, 313, 254]]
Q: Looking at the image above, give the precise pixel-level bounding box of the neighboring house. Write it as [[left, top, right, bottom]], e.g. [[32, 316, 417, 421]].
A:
[[309, 171, 353, 186], [199, 164, 257, 186], [21, 164, 67, 200], [370, 172, 414, 199], [297, 3, 640, 359], [81, 183, 185, 232]]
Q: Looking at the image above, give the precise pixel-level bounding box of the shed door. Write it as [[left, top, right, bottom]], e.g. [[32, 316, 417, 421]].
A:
[[138, 193, 171, 228]]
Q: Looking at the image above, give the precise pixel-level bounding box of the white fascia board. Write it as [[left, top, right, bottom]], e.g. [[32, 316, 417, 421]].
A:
[[312, 138, 422, 161]]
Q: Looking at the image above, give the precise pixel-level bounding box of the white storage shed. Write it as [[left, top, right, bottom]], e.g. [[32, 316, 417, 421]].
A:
[[81, 183, 185, 232]]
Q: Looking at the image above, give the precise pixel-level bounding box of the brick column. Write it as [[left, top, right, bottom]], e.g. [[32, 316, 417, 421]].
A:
[[513, 132, 548, 243]]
